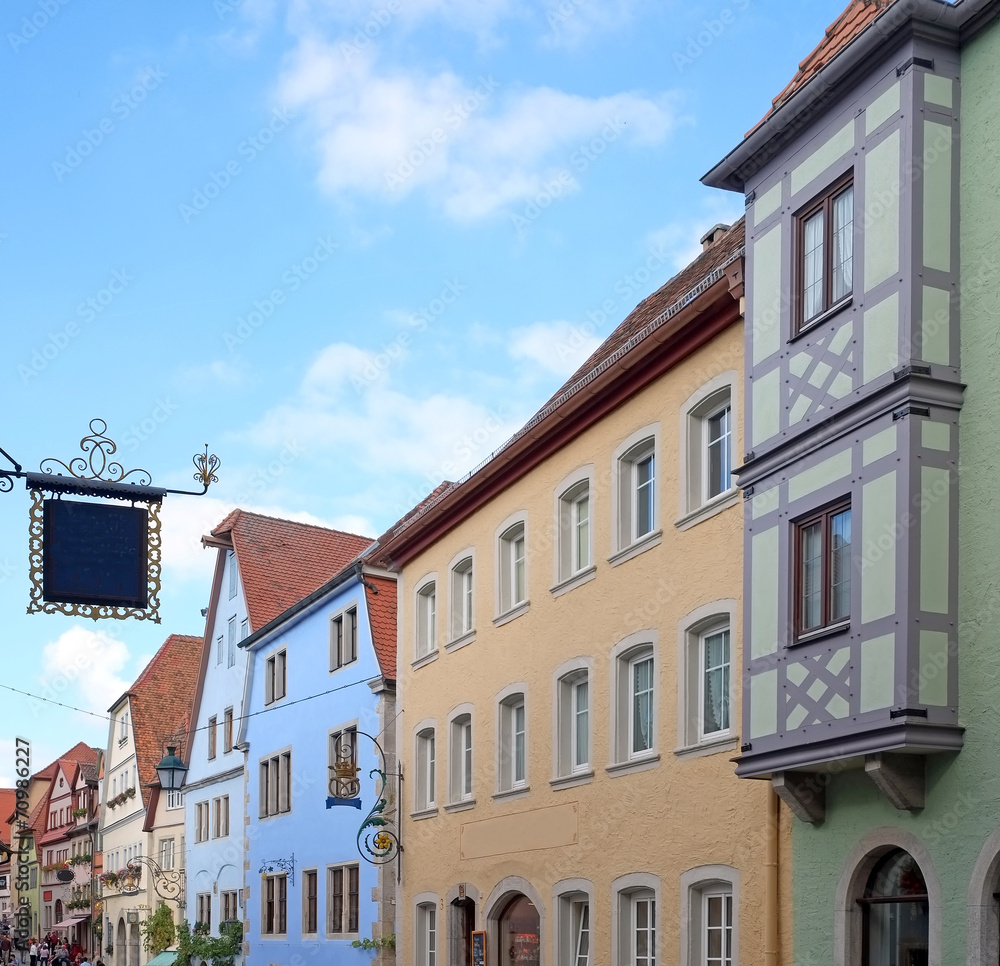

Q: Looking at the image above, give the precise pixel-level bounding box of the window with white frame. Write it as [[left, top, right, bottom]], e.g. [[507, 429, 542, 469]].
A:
[[498, 521, 527, 614], [221, 890, 239, 923], [212, 795, 229, 838], [216, 635, 223, 666], [158, 838, 175, 871], [166, 789, 184, 810], [498, 692, 527, 792], [448, 711, 473, 804], [556, 667, 590, 780], [616, 434, 657, 551], [265, 649, 287, 704], [450, 556, 474, 640], [556, 884, 593, 966], [611, 635, 658, 768], [194, 801, 209, 843], [118, 712, 129, 744], [330, 607, 358, 671], [416, 900, 438, 966], [614, 877, 659, 966], [261, 874, 287, 935], [683, 381, 736, 517], [699, 628, 730, 740], [228, 550, 237, 599], [681, 867, 738, 966], [207, 716, 217, 760], [679, 605, 736, 751], [227, 616, 236, 668], [241, 618, 250, 641], [327, 863, 360, 935], [416, 580, 437, 658], [259, 751, 292, 817], [558, 479, 592, 582], [224, 707, 234, 753], [415, 727, 436, 811]]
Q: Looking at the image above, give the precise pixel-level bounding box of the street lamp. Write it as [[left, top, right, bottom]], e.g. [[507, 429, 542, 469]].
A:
[[155, 746, 187, 791]]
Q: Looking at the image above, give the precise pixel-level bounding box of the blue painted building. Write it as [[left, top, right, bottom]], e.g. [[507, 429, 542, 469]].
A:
[[184, 509, 373, 958], [240, 556, 398, 966]]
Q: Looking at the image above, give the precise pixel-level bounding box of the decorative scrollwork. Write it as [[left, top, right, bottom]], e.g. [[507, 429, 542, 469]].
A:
[[352, 732, 401, 869], [258, 855, 295, 886], [99, 857, 182, 902], [192, 445, 221, 491], [26, 489, 162, 623], [0, 474, 13, 493], [329, 737, 361, 800], [40, 419, 152, 485]]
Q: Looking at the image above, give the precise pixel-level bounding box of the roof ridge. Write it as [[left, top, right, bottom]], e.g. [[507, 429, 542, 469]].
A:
[[216, 508, 373, 542]]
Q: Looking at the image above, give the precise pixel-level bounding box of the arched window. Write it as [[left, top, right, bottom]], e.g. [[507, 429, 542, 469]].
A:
[[859, 849, 928, 966], [498, 894, 540, 966]]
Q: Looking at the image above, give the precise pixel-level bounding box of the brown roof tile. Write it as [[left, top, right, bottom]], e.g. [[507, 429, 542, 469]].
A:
[[364, 575, 397, 681], [752, 0, 897, 132], [0, 789, 16, 847], [128, 633, 205, 807], [212, 511, 374, 632]]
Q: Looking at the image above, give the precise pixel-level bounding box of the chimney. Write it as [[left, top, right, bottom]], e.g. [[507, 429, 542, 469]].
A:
[[700, 223, 730, 250]]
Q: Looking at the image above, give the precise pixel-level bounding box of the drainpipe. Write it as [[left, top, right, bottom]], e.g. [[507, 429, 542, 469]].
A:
[[764, 787, 780, 966]]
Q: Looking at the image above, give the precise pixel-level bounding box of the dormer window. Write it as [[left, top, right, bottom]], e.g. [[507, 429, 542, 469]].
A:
[[796, 174, 854, 332]]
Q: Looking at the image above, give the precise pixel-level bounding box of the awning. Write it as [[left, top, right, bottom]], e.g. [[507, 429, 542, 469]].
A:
[[51, 914, 89, 930], [146, 951, 179, 966]]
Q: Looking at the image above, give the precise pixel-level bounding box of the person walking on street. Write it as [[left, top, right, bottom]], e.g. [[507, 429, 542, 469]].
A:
[[37, 941, 48, 966], [1, 932, 13, 965], [29, 939, 37, 966]]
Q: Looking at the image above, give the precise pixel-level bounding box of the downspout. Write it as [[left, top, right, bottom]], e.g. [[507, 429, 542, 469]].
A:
[[764, 787, 780, 966]]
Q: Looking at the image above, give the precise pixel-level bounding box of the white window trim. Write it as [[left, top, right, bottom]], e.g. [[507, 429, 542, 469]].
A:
[[676, 372, 740, 530], [413, 892, 440, 966], [610, 424, 661, 558], [410, 719, 438, 819], [679, 865, 740, 966], [611, 872, 661, 966], [552, 465, 597, 595], [551, 657, 595, 790], [494, 511, 530, 622], [447, 548, 477, 649], [446, 703, 476, 809], [608, 631, 660, 777], [494, 683, 529, 798], [675, 600, 739, 759], [554, 878, 595, 966], [414, 573, 439, 662]]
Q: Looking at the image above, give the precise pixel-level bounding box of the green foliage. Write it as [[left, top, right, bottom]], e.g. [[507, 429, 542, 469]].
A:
[[351, 934, 396, 951], [139, 902, 176, 956], [176, 919, 243, 966]]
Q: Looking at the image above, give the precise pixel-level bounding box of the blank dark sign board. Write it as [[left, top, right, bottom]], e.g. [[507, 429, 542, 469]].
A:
[[43, 499, 148, 607], [472, 930, 486, 966]]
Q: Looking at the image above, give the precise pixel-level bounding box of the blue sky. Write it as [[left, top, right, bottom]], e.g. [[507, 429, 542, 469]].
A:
[[0, 0, 848, 780]]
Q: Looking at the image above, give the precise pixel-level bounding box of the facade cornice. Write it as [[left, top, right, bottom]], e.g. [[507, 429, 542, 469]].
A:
[[179, 764, 244, 793]]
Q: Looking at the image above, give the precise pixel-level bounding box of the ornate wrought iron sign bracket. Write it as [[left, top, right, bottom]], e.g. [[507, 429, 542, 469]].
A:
[[99, 856, 184, 902], [326, 730, 402, 881], [259, 855, 295, 886]]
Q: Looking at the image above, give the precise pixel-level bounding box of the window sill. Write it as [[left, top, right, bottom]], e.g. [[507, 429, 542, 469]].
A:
[[409, 806, 439, 821], [608, 530, 662, 568], [673, 735, 738, 761], [790, 295, 853, 342], [550, 565, 597, 599], [790, 621, 850, 647], [410, 649, 440, 670], [445, 630, 476, 653], [444, 799, 477, 813], [606, 754, 660, 778], [550, 770, 595, 791], [493, 600, 530, 627], [492, 785, 530, 802], [674, 490, 740, 532]]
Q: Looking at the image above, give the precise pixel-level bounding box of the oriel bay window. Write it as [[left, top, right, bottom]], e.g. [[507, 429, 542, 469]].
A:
[[795, 499, 851, 638], [796, 174, 854, 331]]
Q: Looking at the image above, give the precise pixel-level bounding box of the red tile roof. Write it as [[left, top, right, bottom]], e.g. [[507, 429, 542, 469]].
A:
[[31, 742, 97, 781], [128, 633, 205, 807], [364, 575, 397, 681], [0, 789, 15, 848], [211, 510, 374, 632], [753, 0, 897, 132]]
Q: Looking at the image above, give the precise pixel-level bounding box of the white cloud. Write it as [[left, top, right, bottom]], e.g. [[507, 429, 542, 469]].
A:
[[246, 341, 523, 484], [508, 320, 601, 377], [34, 626, 133, 721], [276, 40, 677, 219], [645, 196, 745, 273], [541, 0, 643, 49]]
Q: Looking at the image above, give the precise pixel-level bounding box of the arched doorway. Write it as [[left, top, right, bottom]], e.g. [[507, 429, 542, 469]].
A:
[[859, 849, 928, 966], [497, 895, 540, 966], [128, 923, 139, 966], [116, 919, 125, 965]]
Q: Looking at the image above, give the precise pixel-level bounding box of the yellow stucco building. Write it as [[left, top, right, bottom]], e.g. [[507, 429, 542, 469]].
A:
[[377, 219, 792, 966]]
